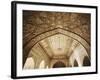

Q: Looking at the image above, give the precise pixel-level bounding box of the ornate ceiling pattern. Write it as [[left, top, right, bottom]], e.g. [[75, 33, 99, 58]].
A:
[[23, 11, 91, 66], [23, 11, 90, 46]]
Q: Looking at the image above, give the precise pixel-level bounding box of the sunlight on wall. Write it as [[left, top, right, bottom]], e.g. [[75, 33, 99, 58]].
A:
[[46, 66, 49, 69], [24, 57, 34, 69], [39, 60, 45, 69], [69, 44, 88, 67]]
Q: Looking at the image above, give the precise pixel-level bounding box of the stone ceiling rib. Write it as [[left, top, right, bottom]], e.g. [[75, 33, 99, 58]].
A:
[[38, 42, 52, 58], [23, 11, 90, 65]]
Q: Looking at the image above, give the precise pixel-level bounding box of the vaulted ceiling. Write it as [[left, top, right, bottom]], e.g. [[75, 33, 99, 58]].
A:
[[29, 34, 88, 59], [39, 34, 78, 58], [23, 11, 90, 66]]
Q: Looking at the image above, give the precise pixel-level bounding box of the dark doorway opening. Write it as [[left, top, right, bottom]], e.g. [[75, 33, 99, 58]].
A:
[[74, 60, 78, 67], [53, 61, 66, 68], [83, 56, 91, 66]]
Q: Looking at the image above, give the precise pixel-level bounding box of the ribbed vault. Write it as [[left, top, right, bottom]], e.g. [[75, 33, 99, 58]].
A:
[[23, 11, 91, 68]]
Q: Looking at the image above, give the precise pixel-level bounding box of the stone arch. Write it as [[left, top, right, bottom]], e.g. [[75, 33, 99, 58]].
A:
[[74, 60, 78, 67], [23, 28, 90, 66], [53, 61, 66, 68], [24, 57, 35, 69], [83, 56, 90, 66]]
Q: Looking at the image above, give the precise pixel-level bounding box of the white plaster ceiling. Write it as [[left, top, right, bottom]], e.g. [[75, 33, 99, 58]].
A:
[[38, 34, 88, 58]]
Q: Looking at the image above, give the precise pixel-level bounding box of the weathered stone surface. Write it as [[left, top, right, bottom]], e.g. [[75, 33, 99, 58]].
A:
[[23, 11, 90, 66], [23, 11, 90, 46]]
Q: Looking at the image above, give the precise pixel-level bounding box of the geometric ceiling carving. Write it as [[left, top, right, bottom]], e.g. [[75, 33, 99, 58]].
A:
[[23, 11, 91, 66], [31, 34, 88, 59], [23, 11, 90, 46]]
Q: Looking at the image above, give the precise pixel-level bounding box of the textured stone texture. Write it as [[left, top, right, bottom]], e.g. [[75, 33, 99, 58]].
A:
[[23, 11, 90, 46], [23, 11, 90, 66]]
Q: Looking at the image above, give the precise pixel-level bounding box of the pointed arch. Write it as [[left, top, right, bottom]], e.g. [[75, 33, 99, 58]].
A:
[[53, 61, 66, 68], [74, 60, 78, 67], [83, 56, 90, 66], [23, 28, 90, 66]]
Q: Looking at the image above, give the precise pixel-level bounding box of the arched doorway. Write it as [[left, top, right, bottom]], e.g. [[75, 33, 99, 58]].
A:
[[53, 61, 66, 68], [23, 28, 90, 66], [74, 60, 78, 67], [83, 56, 90, 66]]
